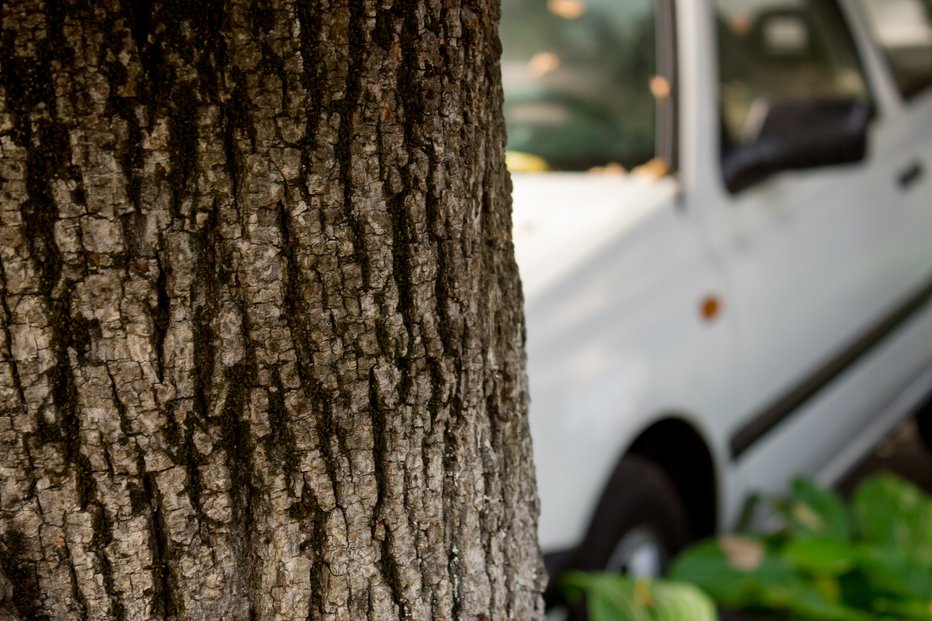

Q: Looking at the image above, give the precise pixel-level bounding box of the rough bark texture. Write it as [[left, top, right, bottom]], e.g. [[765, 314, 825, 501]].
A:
[[0, 1, 544, 619]]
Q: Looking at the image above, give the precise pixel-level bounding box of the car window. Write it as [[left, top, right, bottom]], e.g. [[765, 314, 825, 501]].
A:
[[500, 0, 658, 172], [859, 0, 932, 99], [716, 0, 870, 150]]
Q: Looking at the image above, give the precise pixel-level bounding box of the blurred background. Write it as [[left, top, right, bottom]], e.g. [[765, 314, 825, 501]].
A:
[[498, 0, 932, 617]]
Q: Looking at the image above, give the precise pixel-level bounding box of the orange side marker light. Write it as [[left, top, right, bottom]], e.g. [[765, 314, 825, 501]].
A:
[[701, 295, 722, 322]]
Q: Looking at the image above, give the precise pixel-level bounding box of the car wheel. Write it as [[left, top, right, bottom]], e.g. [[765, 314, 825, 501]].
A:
[[575, 455, 690, 575], [561, 455, 691, 619]]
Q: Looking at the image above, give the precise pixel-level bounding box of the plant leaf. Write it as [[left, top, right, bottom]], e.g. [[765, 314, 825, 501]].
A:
[[670, 540, 795, 608], [671, 540, 869, 620], [650, 582, 719, 621], [855, 545, 932, 600], [853, 475, 932, 568], [780, 478, 852, 541], [781, 538, 858, 576], [561, 572, 650, 621]]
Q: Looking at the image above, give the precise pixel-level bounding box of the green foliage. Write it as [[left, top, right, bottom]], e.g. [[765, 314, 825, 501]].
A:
[[779, 478, 853, 541], [562, 573, 718, 621], [563, 475, 932, 621], [670, 474, 932, 620]]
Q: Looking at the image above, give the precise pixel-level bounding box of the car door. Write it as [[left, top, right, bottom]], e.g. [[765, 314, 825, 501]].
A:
[[855, 0, 932, 275], [710, 0, 908, 480], [842, 0, 932, 449]]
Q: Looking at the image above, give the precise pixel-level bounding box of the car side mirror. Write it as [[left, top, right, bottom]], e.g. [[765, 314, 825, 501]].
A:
[[722, 98, 870, 194]]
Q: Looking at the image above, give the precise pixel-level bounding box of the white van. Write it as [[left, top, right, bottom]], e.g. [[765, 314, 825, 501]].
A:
[[501, 0, 932, 599]]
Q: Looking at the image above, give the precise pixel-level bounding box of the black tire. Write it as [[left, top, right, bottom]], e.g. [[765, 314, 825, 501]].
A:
[[575, 455, 690, 571], [916, 396, 932, 452], [558, 455, 691, 618]]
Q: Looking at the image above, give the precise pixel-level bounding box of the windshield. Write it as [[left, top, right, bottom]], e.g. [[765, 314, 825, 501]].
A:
[[500, 0, 658, 172]]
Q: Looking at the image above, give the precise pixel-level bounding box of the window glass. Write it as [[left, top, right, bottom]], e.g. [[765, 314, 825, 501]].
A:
[[500, 0, 657, 172], [716, 0, 870, 149], [859, 0, 932, 99]]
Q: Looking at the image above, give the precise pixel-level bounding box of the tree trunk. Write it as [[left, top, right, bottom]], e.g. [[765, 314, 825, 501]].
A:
[[0, 1, 544, 618]]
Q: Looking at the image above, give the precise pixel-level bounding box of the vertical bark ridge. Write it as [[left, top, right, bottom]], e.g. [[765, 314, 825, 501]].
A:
[[372, 6, 428, 614], [0, 0, 545, 618], [3, 2, 109, 619]]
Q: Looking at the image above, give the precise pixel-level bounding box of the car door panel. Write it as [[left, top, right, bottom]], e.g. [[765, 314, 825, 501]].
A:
[[712, 0, 908, 471]]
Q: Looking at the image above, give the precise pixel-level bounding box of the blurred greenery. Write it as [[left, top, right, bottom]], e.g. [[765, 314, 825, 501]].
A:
[[563, 474, 932, 621], [562, 572, 718, 621]]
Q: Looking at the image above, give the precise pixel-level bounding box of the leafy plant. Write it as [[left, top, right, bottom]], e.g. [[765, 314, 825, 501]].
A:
[[562, 475, 932, 620], [670, 474, 932, 620], [562, 572, 718, 621]]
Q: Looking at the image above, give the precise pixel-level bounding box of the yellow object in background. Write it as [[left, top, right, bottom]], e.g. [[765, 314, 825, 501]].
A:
[[505, 151, 552, 173]]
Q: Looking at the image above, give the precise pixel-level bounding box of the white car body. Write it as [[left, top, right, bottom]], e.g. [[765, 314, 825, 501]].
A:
[[511, 0, 932, 558]]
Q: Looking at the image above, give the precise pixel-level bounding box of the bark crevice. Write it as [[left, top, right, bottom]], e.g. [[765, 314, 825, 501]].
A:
[[141, 471, 178, 620], [0, 530, 45, 621]]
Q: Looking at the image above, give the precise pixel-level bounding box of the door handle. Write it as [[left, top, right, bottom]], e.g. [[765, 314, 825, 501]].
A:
[[897, 160, 924, 190]]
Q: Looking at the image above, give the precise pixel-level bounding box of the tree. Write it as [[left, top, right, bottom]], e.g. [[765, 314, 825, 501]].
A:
[[0, 0, 544, 618]]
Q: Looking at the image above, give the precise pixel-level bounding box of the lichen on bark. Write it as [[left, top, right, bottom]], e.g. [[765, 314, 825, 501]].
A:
[[0, 0, 544, 619]]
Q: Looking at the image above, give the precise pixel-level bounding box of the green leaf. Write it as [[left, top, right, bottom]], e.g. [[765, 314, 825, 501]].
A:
[[649, 582, 719, 621], [868, 596, 932, 620], [671, 540, 869, 620], [561, 573, 721, 621], [777, 582, 870, 621], [781, 538, 858, 576], [561, 572, 649, 621], [854, 545, 932, 600], [587, 589, 648, 621], [779, 478, 852, 541], [669, 540, 796, 608], [853, 474, 932, 567]]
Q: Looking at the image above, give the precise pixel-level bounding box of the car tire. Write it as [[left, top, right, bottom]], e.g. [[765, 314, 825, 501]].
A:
[[916, 396, 932, 453], [575, 455, 690, 573], [561, 455, 691, 618]]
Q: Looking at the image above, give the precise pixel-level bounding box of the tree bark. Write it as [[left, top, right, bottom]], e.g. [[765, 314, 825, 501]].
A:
[[0, 1, 544, 619]]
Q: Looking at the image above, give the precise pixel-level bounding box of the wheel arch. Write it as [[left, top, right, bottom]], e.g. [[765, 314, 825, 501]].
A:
[[621, 415, 718, 541], [544, 415, 719, 606]]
